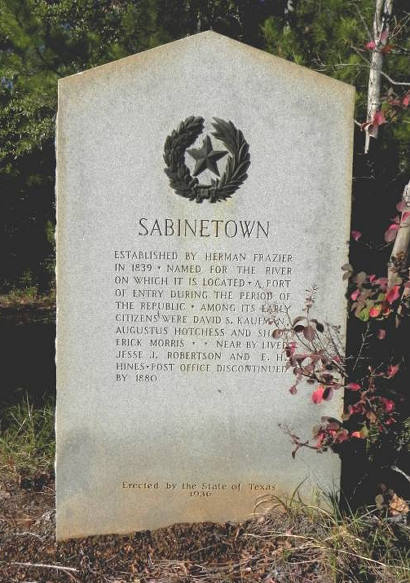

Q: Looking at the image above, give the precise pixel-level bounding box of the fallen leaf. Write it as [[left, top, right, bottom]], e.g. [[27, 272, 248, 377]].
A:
[[389, 493, 409, 516]]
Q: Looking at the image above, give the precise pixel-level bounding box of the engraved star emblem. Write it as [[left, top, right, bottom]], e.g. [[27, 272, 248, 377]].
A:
[[187, 135, 228, 177]]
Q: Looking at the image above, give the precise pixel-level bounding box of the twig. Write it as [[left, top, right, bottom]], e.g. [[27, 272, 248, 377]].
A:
[[353, 322, 371, 372], [318, 61, 410, 86], [391, 465, 410, 483], [321, 545, 410, 569], [11, 562, 79, 581], [7, 531, 45, 541], [380, 70, 410, 86]]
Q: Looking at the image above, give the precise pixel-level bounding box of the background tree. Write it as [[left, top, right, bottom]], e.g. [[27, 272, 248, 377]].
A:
[[0, 0, 170, 292], [2, 0, 407, 293]]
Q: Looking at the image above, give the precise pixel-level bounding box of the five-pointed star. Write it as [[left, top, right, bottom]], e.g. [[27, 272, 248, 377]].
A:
[[187, 135, 228, 177]]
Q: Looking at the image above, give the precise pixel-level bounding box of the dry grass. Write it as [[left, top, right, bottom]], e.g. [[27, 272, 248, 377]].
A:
[[0, 287, 55, 309], [0, 483, 409, 582], [0, 396, 54, 477]]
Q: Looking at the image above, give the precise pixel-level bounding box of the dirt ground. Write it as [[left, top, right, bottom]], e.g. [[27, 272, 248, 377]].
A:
[[0, 470, 337, 583], [1, 471, 408, 583]]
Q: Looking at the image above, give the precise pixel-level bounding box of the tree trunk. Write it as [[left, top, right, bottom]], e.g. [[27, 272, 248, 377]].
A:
[[388, 180, 410, 288], [364, 0, 394, 153], [387, 180, 410, 326]]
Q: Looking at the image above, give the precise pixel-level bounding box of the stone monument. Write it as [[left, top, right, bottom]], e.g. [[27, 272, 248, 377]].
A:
[[56, 31, 354, 540]]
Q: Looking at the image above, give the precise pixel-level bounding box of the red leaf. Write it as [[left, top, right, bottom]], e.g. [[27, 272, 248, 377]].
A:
[[365, 40, 376, 50], [381, 44, 393, 54], [386, 285, 400, 304], [347, 383, 361, 392], [335, 430, 349, 444], [303, 325, 315, 341], [381, 397, 395, 413], [285, 342, 296, 357], [384, 223, 399, 242], [351, 289, 360, 301], [387, 364, 399, 378], [373, 110, 386, 127], [403, 94, 410, 107], [369, 305, 382, 318], [351, 230, 362, 241], [312, 386, 325, 404], [376, 277, 388, 291]]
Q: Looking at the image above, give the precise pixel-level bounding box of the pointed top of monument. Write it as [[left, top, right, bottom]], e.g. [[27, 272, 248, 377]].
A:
[[59, 30, 354, 98]]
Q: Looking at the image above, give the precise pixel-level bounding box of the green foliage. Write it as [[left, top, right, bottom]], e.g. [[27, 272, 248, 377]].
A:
[[0, 0, 409, 292], [0, 0, 172, 292], [0, 394, 55, 475], [261, 0, 409, 121]]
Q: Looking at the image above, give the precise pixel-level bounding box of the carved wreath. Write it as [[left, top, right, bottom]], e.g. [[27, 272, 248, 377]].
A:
[[163, 116, 250, 203]]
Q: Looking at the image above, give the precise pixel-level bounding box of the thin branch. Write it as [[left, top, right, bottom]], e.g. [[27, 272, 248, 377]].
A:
[[7, 531, 45, 541], [351, 45, 372, 65], [379, 70, 410, 86], [353, 2, 373, 41], [391, 465, 410, 483], [11, 563, 77, 571], [353, 322, 371, 372]]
